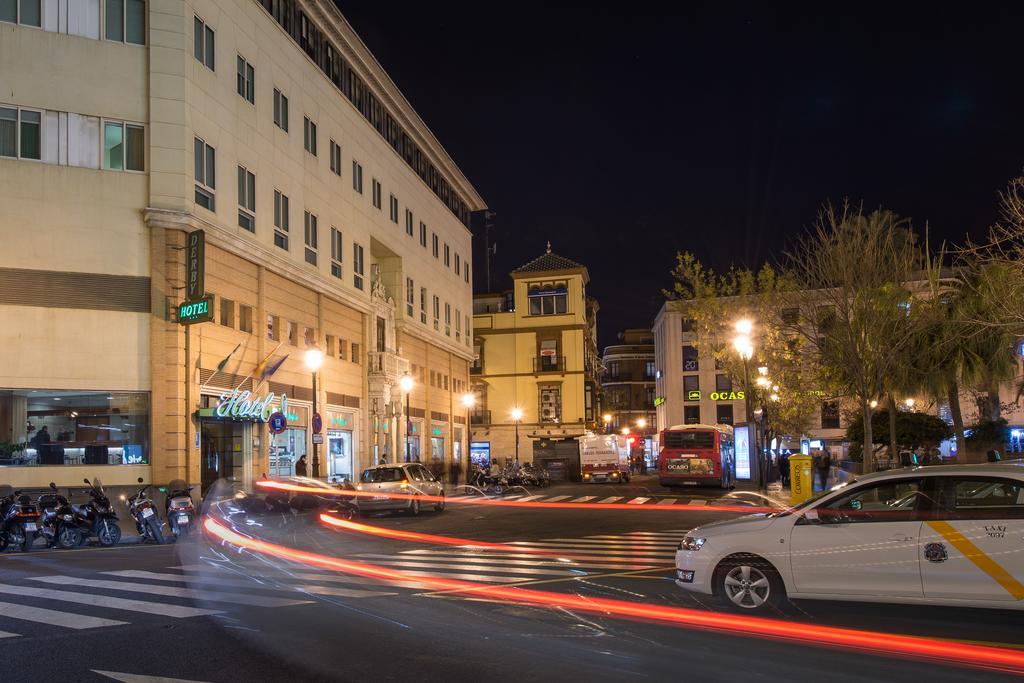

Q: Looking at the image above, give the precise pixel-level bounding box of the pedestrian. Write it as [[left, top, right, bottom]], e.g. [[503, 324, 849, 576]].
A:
[[779, 451, 790, 488], [295, 454, 308, 477], [814, 449, 830, 491]]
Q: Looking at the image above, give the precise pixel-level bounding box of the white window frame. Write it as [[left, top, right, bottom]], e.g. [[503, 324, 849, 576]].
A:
[[236, 54, 255, 104], [352, 160, 363, 193], [329, 139, 341, 176], [330, 227, 342, 279], [389, 193, 398, 223], [353, 243, 365, 290], [237, 165, 255, 232], [419, 221, 427, 247], [194, 135, 215, 211], [193, 15, 214, 71], [273, 189, 289, 250], [420, 287, 427, 324], [406, 277, 414, 317], [371, 179, 381, 209], [273, 88, 288, 131], [303, 116, 317, 156], [303, 210, 318, 265]]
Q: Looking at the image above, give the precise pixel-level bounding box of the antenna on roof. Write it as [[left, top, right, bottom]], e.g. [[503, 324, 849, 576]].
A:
[[546, 241, 552, 254]]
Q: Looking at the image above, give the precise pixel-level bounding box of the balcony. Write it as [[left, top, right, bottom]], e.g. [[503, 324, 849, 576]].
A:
[[470, 362, 482, 375], [367, 351, 410, 383], [533, 355, 565, 373], [470, 410, 491, 426]]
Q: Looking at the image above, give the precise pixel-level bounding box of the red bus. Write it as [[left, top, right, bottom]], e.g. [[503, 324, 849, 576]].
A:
[[657, 423, 735, 488]]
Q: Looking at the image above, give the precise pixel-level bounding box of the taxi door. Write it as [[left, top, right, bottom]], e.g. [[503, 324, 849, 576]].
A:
[[920, 475, 1024, 603], [789, 477, 925, 597]]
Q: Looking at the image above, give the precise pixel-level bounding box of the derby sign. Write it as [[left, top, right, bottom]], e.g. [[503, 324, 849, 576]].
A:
[[215, 390, 290, 423]]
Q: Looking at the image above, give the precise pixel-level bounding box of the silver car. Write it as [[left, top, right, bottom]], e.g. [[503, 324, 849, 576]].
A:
[[355, 463, 445, 515]]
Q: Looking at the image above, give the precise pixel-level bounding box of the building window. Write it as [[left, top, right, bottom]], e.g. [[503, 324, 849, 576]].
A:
[[353, 243, 364, 290], [330, 227, 342, 279], [464, 264, 470, 284], [266, 314, 279, 341], [644, 361, 656, 379], [326, 335, 335, 357], [303, 116, 316, 155], [645, 386, 656, 407], [389, 194, 399, 222], [455, 309, 461, 341], [105, 0, 144, 44], [1, 0, 40, 26], [0, 107, 41, 160], [329, 139, 341, 175], [232, 167, 255, 234], [465, 315, 471, 344], [432, 295, 440, 331], [273, 88, 288, 131], [236, 55, 254, 104], [286, 320, 297, 346], [443, 243, 450, 267], [273, 190, 289, 250], [608, 361, 620, 379], [527, 285, 568, 316], [351, 341, 361, 364], [337, 337, 347, 361], [304, 326, 315, 346], [419, 222, 427, 247], [781, 308, 799, 325], [405, 209, 413, 236], [406, 277, 414, 317], [193, 15, 214, 70], [352, 160, 363, 193], [716, 404, 734, 426], [219, 298, 234, 328], [432, 233, 439, 258], [102, 121, 144, 171], [684, 405, 701, 424], [420, 287, 427, 324], [682, 345, 698, 372], [683, 375, 700, 397], [821, 401, 841, 429], [303, 211, 318, 265], [193, 136, 215, 210], [681, 318, 697, 333], [715, 374, 732, 392], [540, 386, 561, 424], [444, 302, 451, 336], [239, 304, 253, 333], [371, 179, 381, 209], [455, 254, 461, 276]]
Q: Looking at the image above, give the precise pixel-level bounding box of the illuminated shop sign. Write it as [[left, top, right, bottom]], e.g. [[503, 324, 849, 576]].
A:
[[709, 391, 745, 401], [686, 390, 701, 401], [654, 396, 666, 406], [178, 296, 213, 325], [213, 390, 290, 422]]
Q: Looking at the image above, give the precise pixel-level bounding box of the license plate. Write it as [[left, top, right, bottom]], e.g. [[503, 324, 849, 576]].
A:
[[677, 569, 695, 583], [141, 507, 154, 518], [177, 514, 189, 523], [24, 523, 36, 531], [682, 481, 698, 485], [371, 496, 389, 501]]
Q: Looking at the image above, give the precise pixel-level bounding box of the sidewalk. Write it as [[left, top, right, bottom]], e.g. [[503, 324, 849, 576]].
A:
[[766, 465, 854, 506]]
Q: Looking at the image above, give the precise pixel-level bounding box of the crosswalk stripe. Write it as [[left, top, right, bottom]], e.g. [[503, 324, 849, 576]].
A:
[[175, 564, 435, 592], [626, 497, 650, 504], [0, 599, 127, 629], [541, 495, 572, 502], [688, 499, 708, 506], [0, 583, 217, 619], [570, 496, 597, 503], [597, 496, 623, 503], [516, 495, 546, 502], [374, 552, 658, 571], [363, 568, 523, 583], [657, 498, 677, 505], [354, 559, 577, 577], [0, 631, 20, 638], [103, 571, 395, 599], [28, 576, 314, 608], [501, 496, 525, 501]]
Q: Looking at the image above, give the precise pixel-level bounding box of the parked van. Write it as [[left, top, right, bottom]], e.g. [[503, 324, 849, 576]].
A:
[[580, 434, 631, 483]]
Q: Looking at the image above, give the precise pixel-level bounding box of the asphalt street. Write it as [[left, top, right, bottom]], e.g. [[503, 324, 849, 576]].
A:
[[0, 479, 1021, 682]]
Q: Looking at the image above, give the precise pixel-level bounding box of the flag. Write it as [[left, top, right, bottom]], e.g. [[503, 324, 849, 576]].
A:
[[260, 353, 289, 381], [216, 343, 242, 373], [252, 346, 278, 378]]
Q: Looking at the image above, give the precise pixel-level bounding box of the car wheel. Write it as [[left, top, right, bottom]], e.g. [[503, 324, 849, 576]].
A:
[[433, 493, 445, 512], [409, 498, 420, 516], [714, 555, 786, 611]]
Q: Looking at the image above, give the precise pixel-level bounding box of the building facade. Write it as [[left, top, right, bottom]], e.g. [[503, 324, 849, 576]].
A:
[[470, 245, 601, 480], [601, 329, 656, 435], [0, 0, 484, 491]]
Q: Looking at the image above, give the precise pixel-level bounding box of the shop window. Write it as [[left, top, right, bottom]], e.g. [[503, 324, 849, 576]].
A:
[[684, 405, 701, 424], [2, 390, 150, 466], [239, 304, 252, 333], [273, 88, 288, 131], [219, 298, 234, 328]]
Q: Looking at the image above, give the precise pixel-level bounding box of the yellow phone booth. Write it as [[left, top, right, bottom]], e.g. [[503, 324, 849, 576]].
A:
[[789, 454, 814, 505]]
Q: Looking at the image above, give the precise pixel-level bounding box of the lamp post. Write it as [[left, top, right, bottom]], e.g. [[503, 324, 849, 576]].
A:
[[602, 413, 612, 434], [462, 392, 475, 475], [304, 347, 324, 478], [400, 374, 414, 462], [511, 408, 523, 463], [733, 320, 760, 490]]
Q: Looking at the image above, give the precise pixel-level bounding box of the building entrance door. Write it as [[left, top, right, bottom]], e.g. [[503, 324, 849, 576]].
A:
[[200, 420, 244, 495]]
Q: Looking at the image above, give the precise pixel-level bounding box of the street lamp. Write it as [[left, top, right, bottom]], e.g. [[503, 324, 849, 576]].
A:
[[733, 327, 760, 490], [636, 417, 647, 430], [511, 408, 523, 463], [400, 374, 414, 462], [870, 399, 879, 409], [602, 413, 612, 434], [735, 318, 753, 336], [904, 398, 915, 410], [461, 392, 475, 481], [621, 426, 630, 436], [304, 347, 324, 478]]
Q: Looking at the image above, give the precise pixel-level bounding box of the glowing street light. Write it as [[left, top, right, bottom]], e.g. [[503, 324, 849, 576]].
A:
[[621, 427, 630, 436], [304, 347, 324, 372], [636, 417, 647, 430], [870, 399, 879, 409], [602, 412, 612, 434], [735, 318, 753, 336], [732, 335, 754, 360], [511, 408, 524, 463], [756, 376, 771, 388], [461, 392, 476, 408], [905, 398, 915, 409]]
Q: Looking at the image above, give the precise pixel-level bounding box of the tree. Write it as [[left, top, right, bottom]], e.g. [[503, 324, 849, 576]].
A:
[[665, 253, 831, 445], [780, 201, 928, 473], [846, 410, 953, 452]]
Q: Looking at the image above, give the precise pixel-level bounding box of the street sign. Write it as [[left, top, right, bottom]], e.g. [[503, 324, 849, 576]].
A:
[[268, 412, 287, 434], [186, 230, 205, 300], [312, 433, 324, 445], [177, 295, 214, 325], [312, 412, 323, 434]]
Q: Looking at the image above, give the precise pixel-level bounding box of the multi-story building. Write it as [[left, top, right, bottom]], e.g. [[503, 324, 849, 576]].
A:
[[0, 0, 485, 491], [601, 329, 656, 435], [469, 244, 601, 480]]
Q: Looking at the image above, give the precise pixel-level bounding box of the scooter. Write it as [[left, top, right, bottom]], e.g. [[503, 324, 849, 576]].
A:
[[161, 479, 196, 539], [0, 485, 38, 552], [126, 477, 165, 544], [74, 478, 122, 546], [37, 483, 81, 549]]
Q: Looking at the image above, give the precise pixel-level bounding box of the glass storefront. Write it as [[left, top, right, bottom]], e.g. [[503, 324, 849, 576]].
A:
[[470, 441, 491, 467], [405, 420, 422, 462], [0, 389, 149, 466], [328, 429, 353, 481]]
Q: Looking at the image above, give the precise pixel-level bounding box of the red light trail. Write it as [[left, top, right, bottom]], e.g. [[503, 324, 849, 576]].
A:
[[204, 517, 1024, 675]]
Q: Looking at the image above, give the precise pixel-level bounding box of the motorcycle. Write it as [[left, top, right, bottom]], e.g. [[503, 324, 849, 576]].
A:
[[0, 485, 39, 552], [126, 477, 165, 544], [74, 478, 122, 546], [37, 483, 81, 549], [521, 463, 550, 488], [161, 478, 195, 539], [326, 478, 360, 521]]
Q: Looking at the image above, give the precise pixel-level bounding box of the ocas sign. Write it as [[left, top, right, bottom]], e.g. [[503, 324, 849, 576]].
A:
[[710, 391, 745, 401]]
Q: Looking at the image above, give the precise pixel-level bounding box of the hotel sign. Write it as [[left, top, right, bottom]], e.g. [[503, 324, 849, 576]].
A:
[[210, 390, 291, 423], [186, 230, 205, 300], [178, 295, 213, 325]]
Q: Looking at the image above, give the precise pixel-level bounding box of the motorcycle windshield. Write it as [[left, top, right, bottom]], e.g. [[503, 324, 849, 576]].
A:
[[167, 479, 188, 493], [92, 478, 105, 495]]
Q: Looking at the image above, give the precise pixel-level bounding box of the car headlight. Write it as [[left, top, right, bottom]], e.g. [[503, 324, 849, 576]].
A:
[[679, 536, 706, 551]]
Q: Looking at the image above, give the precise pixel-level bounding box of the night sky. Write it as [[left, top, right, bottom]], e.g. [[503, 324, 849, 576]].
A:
[[336, 3, 1024, 345]]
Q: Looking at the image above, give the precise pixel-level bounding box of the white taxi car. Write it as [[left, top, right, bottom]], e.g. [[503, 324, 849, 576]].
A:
[[675, 462, 1024, 611]]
